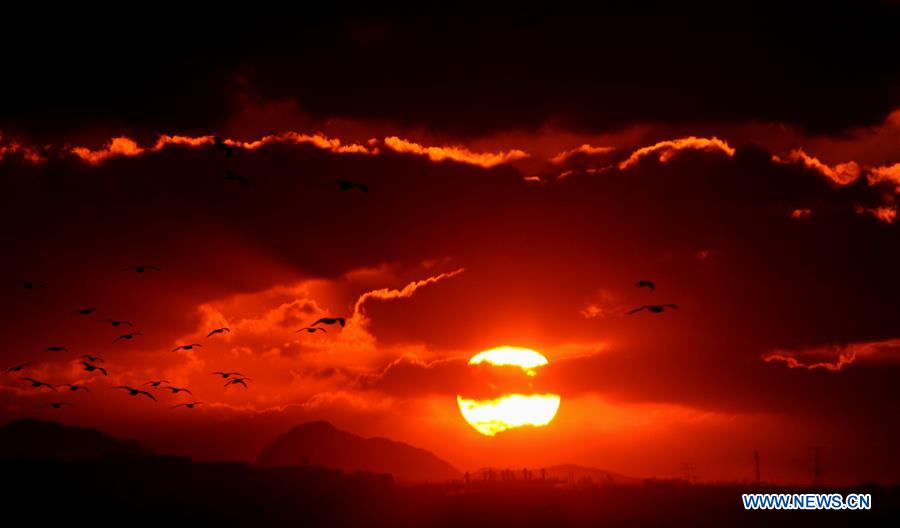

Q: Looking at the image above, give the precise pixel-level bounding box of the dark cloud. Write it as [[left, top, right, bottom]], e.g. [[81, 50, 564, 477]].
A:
[[3, 4, 900, 140]]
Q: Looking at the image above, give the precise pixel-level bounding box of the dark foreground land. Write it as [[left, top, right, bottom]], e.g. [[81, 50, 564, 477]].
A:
[[3, 458, 897, 527]]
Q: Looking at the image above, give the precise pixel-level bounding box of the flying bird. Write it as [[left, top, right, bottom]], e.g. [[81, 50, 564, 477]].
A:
[[164, 386, 192, 395], [43, 346, 68, 353], [312, 317, 345, 328], [634, 280, 656, 291], [627, 304, 679, 315], [210, 371, 242, 379], [99, 318, 132, 327], [80, 355, 104, 363], [75, 306, 99, 315], [113, 332, 143, 343], [224, 377, 250, 389], [223, 170, 249, 187], [172, 343, 202, 352], [37, 402, 75, 410], [335, 180, 368, 193], [19, 281, 47, 290], [6, 363, 29, 373], [207, 327, 231, 338], [79, 362, 108, 376], [114, 386, 157, 401], [21, 377, 56, 391], [123, 265, 160, 273], [61, 383, 90, 392], [171, 402, 203, 409], [212, 136, 235, 157], [143, 380, 169, 388], [296, 326, 326, 334]]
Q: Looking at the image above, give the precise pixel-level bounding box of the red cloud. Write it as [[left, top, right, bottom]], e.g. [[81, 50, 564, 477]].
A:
[[382, 136, 528, 167], [617, 136, 735, 170]]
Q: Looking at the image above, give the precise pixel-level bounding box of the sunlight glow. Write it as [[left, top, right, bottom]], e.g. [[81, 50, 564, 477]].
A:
[[459, 347, 560, 436]]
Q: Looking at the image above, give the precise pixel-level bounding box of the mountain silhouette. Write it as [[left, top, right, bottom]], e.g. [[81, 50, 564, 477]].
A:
[[0, 418, 152, 461], [257, 420, 460, 482]]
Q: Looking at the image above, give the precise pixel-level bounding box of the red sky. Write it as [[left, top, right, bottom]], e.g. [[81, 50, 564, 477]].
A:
[[2, 6, 900, 486]]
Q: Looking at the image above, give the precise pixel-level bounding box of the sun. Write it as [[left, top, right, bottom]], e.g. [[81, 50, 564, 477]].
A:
[[457, 346, 561, 436]]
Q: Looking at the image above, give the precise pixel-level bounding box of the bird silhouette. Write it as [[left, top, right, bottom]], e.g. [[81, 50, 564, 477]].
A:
[[164, 386, 192, 395], [171, 402, 203, 409], [212, 136, 235, 157], [61, 383, 90, 392], [21, 377, 56, 391], [634, 280, 656, 291], [79, 362, 108, 376], [143, 380, 170, 388], [296, 326, 326, 334], [123, 265, 160, 273], [335, 180, 368, 193], [627, 304, 678, 315], [113, 332, 143, 343], [79, 355, 104, 363], [224, 377, 250, 389], [6, 363, 29, 373], [114, 386, 157, 401], [99, 318, 132, 327], [172, 343, 202, 352], [224, 171, 249, 187], [312, 317, 345, 327], [19, 281, 47, 290], [75, 306, 99, 315], [43, 346, 68, 353], [37, 402, 75, 410], [207, 327, 231, 338], [210, 371, 242, 379]]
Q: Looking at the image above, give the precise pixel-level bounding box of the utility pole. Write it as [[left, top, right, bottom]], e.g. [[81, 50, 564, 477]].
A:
[[753, 450, 760, 484], [811, 447, 823, 487]]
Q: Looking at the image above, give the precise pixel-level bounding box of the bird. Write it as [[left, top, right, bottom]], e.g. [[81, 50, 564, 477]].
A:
[[212, 136, 235, 157], [123, 265, 160, 273], [335, 180, 368, 193], [37, 402, 75, 410], [210, 371, 242, 379], [75, 307, 99, 315], [6, 363, 29, 373], [78, 362, 108, 376], [113, 332, 143, 343], [80, 355, 104, 363], [19, 281, 47, 290], [627, 304, 679, 315], [21, 377, 56, 391], [99, 318, 132, 327], [312, 317, 345, 327], [43, 346, 68, 353], [143, 380, 169, 388], [172, 343, 202, 352], [224, 377, 250, 389], [296, 326, 326, 334], [171, 402, 203, 409], [223, 170, 249, 187], [164, 386, 192, 395], [61, 383, 90, 392], [207, 327, 231, 338], [634, 280, 656, 291], [114, 386, 157, 401]]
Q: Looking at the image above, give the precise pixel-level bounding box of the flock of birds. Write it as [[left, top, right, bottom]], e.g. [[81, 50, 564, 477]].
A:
[[5, 139, 368, 414], [628, 280, 679, 315], [7, 268, 350, 413]]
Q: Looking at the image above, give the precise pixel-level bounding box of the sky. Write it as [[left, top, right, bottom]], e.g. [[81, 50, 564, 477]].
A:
[[1, 5, 900, 485]]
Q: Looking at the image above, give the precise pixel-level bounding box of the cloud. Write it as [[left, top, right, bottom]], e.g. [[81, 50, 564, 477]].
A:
[[382, 137, 528, 167], [762, 339, 900, 371], [617, 136, 735, 170], [773, 148, 862, 185]]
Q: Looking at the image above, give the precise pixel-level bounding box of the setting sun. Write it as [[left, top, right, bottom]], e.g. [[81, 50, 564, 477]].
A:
[[457, 347, 561, 436]]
